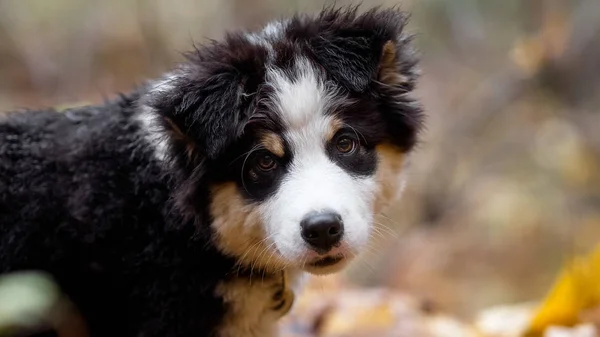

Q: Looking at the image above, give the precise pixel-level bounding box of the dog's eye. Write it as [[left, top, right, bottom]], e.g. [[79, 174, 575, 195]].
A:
[[336, 136, 356, 154], [257, 154, 277, 171]]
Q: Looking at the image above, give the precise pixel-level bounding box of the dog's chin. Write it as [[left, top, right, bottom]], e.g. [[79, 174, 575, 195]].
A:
[[302, 254, 351, 275], [241, 252, 351, 275], [295, 244, 358, 275], [266, 241, 360, 275]]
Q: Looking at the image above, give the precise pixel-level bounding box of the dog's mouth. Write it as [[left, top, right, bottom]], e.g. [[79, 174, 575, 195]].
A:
[[308, 254, 345, 268]]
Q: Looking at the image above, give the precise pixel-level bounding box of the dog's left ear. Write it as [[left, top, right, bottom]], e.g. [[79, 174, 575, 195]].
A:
[[308, 7, 419, 93], [307, 7, 424, 151]]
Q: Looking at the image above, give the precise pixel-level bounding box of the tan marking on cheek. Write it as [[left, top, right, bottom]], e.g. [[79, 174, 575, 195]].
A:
[[211, 184, 305, 337], [209, 183, 286, 271], [260, 133, 285, 157], [378, 40, 409, 86], [373, 144, 406, 214]]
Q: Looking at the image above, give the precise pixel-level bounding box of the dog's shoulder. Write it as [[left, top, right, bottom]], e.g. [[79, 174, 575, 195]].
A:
[[0, 92, 140, 157], [0, 89, 167, 269]]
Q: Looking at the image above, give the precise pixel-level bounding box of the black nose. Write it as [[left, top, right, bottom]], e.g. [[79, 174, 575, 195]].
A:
[[300, 212, 344, 253]]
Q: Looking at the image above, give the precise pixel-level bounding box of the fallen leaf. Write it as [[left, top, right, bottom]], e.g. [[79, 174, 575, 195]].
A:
[[525, 245, 600, 336]]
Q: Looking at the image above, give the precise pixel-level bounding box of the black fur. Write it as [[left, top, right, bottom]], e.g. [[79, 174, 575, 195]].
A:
[[0, 93, 236, 337], [326, 128, 378, 177], [0, 5, 423, 337]]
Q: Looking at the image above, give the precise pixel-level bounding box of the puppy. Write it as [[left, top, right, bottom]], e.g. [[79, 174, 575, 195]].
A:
[[0, 6, 424, 337]]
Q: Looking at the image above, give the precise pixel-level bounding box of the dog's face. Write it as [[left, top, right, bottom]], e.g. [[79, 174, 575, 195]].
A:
[[143, 7, 423, 275]]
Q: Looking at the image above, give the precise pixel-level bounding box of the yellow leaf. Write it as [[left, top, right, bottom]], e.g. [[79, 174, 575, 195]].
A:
[[525, 244, 600, 336]]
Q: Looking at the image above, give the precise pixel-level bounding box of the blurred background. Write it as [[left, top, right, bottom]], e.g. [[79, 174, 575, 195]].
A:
[[0, 0, 599, 322]]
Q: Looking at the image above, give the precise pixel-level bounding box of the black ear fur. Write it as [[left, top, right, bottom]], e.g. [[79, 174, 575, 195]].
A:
[[300, 6, 424, 151], [147, 34, 268, 161], [300, 6, 419, 93], [142, 34, 267, 222], [375, 38, 424, 152]]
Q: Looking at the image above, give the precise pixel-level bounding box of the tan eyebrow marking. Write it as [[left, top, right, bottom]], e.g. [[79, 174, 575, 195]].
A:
[[325, 117, 344, 141], [260, 132, 285, 157]]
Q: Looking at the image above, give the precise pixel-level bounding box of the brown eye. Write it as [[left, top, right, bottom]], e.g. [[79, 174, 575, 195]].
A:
[[257, 154, 277, 171], [336, 136, 356, 154]]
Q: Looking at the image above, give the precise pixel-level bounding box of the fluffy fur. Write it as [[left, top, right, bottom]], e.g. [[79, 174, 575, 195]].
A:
[[0, 6, 423, 337]]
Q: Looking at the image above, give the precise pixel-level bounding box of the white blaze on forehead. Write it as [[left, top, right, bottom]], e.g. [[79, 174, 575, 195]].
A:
[[259, 57, 376, 263], [266, 58, 337, 136]]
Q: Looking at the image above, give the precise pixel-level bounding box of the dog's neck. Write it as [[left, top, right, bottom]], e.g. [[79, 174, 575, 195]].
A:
[[216, 268, 304, 337], [228, 266, 302, 313]]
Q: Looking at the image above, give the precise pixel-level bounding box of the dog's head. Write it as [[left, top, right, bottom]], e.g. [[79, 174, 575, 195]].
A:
[[142, 6, 424, 275]]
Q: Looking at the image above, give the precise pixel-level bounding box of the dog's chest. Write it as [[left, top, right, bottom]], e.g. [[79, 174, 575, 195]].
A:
[[215, 271, 302, 337]]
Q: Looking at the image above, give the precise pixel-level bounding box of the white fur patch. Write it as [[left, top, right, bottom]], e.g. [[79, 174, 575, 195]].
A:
[[258, 58, 376, 273], [266, 58, 339, 130], [135, 107, 168, 162], [135, 73, 180, 161], [262, 20, 288, 39], [246, 33, 273, 54], [245, 19, 289, 61]]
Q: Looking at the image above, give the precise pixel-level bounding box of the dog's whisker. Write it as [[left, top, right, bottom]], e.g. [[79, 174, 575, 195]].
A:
[[236, 232, 274, 266], [250, 240, 278, 283], [231, 143, 266, 165], [235, 235, 274, 277], [239, 144, 266, 198], [344, 123, 368, 145], [246, 240, 272, 283], [375, 213, 410, 236], [369, 226, 388, 241], [260, 241, 280, 278], [372, 220, 400, 240], [352, 252, 378, 277]]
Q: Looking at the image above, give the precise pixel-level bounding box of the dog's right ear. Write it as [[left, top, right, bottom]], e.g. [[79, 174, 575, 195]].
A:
[[144, 35, 268, 163], [140, 35, 267, 220]]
